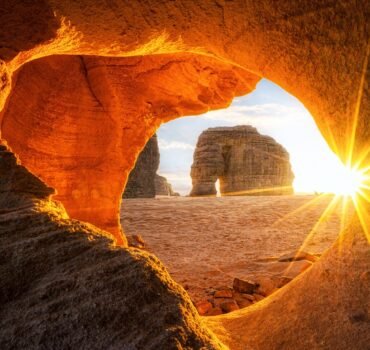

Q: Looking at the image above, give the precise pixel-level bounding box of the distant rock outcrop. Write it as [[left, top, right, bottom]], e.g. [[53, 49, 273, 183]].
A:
[[123, 135, 160, 198], [124, 135, 178, 198], [155, 174, 180, 196], [190, 126, 294, 196]]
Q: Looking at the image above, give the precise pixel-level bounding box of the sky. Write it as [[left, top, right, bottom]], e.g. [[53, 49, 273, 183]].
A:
[[156, 79, 350, 196]]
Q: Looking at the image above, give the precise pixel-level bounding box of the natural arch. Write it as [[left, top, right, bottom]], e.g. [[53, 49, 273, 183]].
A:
[[0, 1, 369, 349]]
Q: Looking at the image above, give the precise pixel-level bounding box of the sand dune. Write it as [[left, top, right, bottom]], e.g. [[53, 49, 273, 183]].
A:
[[121, 195, 353, 302]]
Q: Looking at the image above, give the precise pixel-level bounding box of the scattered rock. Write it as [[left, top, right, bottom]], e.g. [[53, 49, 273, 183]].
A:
[[206, 307, 223, 316], [213, 297, 234, 308], [220, 300, 239, 313], [253, 294, 265, 302], [242, 294, 255, 302], [255, 276, 279, 296], [195, 300, 213, 316], [214, 289, 233, 298], [233, 278, 257, 294], [236, 299, 253, 309]]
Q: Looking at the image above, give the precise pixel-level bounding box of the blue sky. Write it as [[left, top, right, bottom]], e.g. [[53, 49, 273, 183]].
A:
[[157, 79, 348, 195]]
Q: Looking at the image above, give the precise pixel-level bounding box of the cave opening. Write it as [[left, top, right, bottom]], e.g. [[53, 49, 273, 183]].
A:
[[121, 78, 356, 316], [1, 52, 361, 318]]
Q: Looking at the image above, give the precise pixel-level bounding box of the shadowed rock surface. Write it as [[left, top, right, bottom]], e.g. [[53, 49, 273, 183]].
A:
[[123, 134, 160, 198], [0, 1, 369, 349], [124, 134, 179, 198], [190, 126, 294, 196], [0, 143, 224, 350], [155, 174, 180, 196]]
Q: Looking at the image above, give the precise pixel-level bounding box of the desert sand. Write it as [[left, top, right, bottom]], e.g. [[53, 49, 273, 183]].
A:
[[121, 194, 353, 302]]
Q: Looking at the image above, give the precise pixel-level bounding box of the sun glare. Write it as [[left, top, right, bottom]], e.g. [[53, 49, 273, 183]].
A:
[[332, 165, 367, 197]]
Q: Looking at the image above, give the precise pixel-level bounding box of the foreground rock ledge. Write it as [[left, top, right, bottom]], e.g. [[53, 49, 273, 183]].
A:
[[0, 145, 224, 350]]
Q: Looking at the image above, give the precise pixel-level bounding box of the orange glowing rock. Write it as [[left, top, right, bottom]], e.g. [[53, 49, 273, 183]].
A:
[[0, 1, 369, 349], [1, 54, 257, 245]]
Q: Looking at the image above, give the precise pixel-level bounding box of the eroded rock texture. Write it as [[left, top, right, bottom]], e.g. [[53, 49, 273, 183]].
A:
[[123, 134, 179, 198], [123, 134, 160, 198], [0, 143, 224, 350], [0, 1, 369, 349], [155, 174, 179, 196], [1, 54, 254, 244], [190, 126, 294, 196]]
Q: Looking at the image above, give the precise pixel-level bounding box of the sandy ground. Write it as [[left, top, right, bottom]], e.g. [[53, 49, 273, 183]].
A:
[[121, 195, 353, 302]]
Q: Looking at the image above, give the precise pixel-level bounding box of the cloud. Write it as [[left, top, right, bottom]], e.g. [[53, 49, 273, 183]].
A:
[[158, 139, 195, 150], [203, 103, 310, 127]]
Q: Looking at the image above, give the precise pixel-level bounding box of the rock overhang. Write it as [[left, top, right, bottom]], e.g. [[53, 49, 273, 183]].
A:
[[0, 1, 369, 349]]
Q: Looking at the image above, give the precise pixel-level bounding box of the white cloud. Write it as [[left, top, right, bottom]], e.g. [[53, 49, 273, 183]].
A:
[[203, 103, 310, 127], [158, 139, 195, 150]]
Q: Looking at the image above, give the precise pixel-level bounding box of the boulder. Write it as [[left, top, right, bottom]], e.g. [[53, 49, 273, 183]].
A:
[[214, 289, 233, 298], [220, 300, 240, 313], [195, 300, 213, 316], [206, 307, 223, 316], [233, 278, 258, 294]]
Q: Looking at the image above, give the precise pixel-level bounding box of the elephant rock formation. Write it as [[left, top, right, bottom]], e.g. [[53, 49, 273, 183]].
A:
[[190, 126, 294, 196]]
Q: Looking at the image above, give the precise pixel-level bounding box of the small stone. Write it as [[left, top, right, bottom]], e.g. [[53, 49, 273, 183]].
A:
[[214, 289, 233, 298], [233, 278, 257, 294], [220, 300, 239, 313], [206, 307, 223, 316], [195, 300, 213, 315], [242, 294, 255, 301], [253, 294, 265, 302], [255, 276, 278, 296], [236, 299, 253, 309], [213, 297, 233, 308]]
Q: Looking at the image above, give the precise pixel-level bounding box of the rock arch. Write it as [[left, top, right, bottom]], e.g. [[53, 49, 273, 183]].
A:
[[0, 1, 369, 349]]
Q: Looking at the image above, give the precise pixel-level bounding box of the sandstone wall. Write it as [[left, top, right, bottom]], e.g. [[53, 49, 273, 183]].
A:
[[0, 1, 369, 349], [124, 134, 179, 198], [123, 134, 160, 198], [1, 54, 254, 244], [0, 142, 223, 349], [190, 126, 294, 196]]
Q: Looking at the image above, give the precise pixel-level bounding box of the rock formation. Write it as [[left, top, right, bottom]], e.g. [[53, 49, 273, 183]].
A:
[[0, 1, 369, 349], [190, 126, 294, 196], [123, 134, 179, 198], [155, 174, 180, 196], [0, 142, 222, 349], [123, 134, 160, 198]]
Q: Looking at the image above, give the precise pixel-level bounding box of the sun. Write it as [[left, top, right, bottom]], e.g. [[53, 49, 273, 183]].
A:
[[332, 165, 367, 197]]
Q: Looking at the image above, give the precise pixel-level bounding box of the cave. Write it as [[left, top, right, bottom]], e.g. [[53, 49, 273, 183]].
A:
[[0, 1, 369, 349]]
